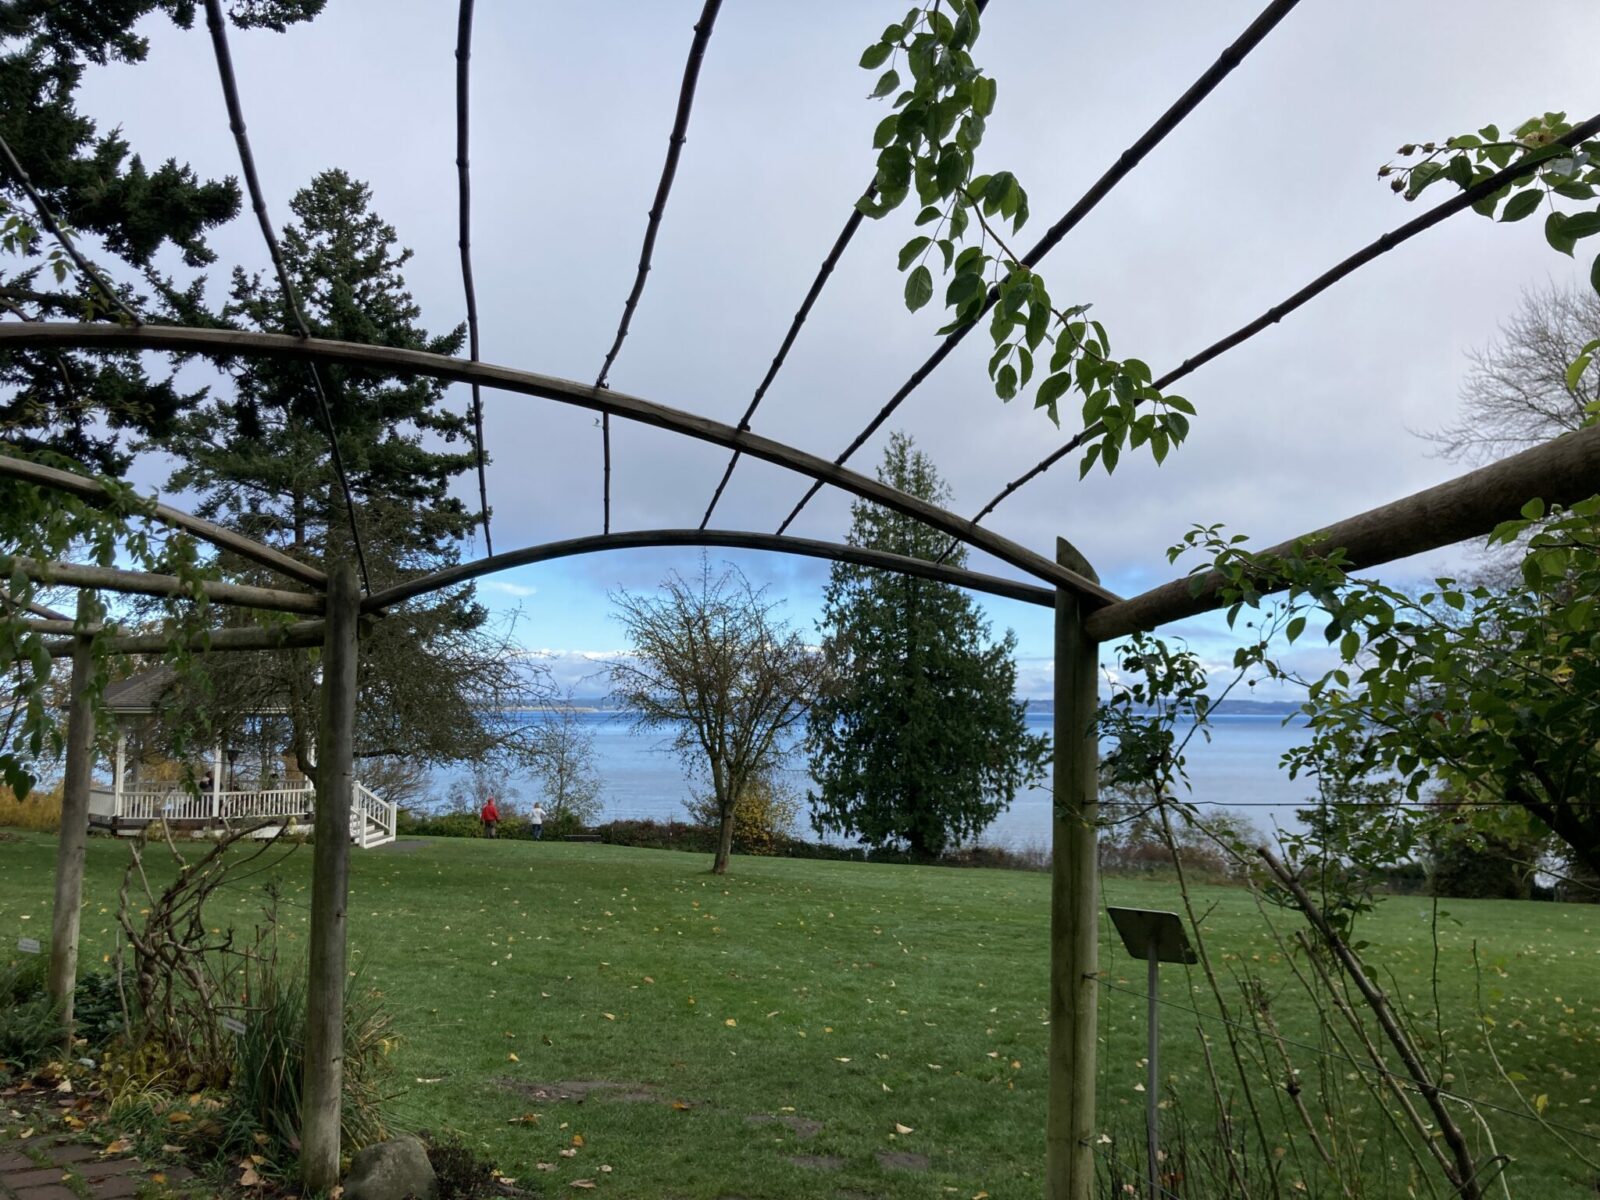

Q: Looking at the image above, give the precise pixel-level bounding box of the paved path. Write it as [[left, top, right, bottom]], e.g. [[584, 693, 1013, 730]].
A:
[[0, 1136, 193, 1200]]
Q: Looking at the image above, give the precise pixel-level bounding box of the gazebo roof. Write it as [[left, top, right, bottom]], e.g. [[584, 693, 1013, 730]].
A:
[[102, 665, 179, 714]]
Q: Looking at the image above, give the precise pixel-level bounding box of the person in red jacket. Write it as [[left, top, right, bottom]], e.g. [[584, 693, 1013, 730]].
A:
[[480, 796, 500, 839]]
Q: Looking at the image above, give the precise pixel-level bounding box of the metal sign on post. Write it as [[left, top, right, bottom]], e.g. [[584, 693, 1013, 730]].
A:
[[1107, 907, 1195, 1199], [16, 936, 41, 954]]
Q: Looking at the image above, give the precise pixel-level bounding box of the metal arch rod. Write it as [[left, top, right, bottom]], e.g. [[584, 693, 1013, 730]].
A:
[[0, 452, 327, 589], [364, 528, 1060, 613], [1085, 422, 1600, 641], [1, 556, 323, 615], [0, 323, 1115, 604]]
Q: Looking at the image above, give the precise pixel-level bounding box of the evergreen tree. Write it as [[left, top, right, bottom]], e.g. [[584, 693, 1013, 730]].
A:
[[806, 432, 1049, 856], [161, 169, 542, 775], [0, 1, 324, 473]]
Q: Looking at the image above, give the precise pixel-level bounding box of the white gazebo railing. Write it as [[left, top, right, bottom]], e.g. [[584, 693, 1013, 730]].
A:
[[87, 779, 396, 848]]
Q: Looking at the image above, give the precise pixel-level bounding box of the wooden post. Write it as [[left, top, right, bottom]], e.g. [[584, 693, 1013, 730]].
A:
[[300, 560, 359, 1193], [1146, 939, 1160, 1198], [113, 730, 126, 824], [212, 743, 223, 819], [1047, 538, 1100, 1200], [48, 592, 96, 1041]]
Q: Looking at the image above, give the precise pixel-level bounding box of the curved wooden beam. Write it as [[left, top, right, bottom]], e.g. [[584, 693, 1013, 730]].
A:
[[2, 557, 322, 615], [364, 528, 1059, 613], [1085, 423, 1600, 641], [0, 452, 326, 589], [0, 324, 1113, 605], [44, 619, 327, 659]]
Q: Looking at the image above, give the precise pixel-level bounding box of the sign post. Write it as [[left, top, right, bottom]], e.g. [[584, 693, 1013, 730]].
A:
[[1107, 907, 1195, 1198]]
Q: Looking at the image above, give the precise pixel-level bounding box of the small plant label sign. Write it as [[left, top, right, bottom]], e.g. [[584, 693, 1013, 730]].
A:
[[16, 936, 40, 954], [219, 1015, 247, 1036]]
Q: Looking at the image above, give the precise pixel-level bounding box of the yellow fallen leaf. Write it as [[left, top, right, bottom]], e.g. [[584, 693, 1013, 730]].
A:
[[570, 1182, 596, 1190], [571, 1133, 585, 1147], [642, 976, 655, 984], [559, 1148, 578, 1159], [603, 1013, 616, 1021], [103, 1138, 134, 1155], [895, 1123, 914, 1134], [536, 1162, 556, 1171], [724, 1018, 737, 1027], [240, 1165, 263, 1187], [671, 1100, 693, 1111], [836, 1056, 851, 1063], [167, 1112, 192, 1125], [599, 1164, 613, 1173], [507, 1052, 520, 1062]]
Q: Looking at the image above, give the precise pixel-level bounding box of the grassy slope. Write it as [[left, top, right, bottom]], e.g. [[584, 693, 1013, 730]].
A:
[[1, 832, 1598, 1198]]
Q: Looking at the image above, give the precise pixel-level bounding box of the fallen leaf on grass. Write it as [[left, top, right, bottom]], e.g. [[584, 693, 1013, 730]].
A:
[[536, 1162, 556, 1171], [559, 1148, 577, 1158], [167, 1111, 191, 1124], [894, 1123, 914, 1134], [724, 1018, 736, 1027], [670, 1101, 693, 1111], [507, 1052, 520, 1063], [570, 1181, 596, 1189], [571, 1133, 585, 1147], [507, 1113, 540, 1125], [600, 1164, 613, 1173], [102, 1137, 134, 1155], [602, 1013, 615, 1021], [240, 1165, 263, 1187], [835, 1057, 851, 1063]]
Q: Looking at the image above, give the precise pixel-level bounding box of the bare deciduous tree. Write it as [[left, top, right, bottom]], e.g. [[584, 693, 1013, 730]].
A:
[[1428, 281, 1600, 464], [608, 560, 823, 875]]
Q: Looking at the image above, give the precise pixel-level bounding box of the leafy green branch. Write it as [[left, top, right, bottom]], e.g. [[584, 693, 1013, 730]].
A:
[[1382, 112, 1600, 402], [856, 1, 1193, 475]]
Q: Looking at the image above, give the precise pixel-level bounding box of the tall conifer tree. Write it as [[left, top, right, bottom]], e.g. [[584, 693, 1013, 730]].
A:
[[806, 432, 1048, 856]]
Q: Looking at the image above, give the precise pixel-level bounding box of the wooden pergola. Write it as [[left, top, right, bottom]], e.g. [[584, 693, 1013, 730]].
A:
[[2, 1, 1598, 1196]]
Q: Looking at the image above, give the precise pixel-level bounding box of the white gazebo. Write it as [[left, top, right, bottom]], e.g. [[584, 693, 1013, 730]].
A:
[[87, 665, 396, 848]]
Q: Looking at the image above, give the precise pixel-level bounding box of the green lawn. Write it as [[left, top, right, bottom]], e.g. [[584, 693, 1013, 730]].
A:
[[2, 831, 1599, 1198]]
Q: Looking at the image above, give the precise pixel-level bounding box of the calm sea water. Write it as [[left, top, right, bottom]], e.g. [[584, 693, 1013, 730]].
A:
[[429, 709, 1314, 847]]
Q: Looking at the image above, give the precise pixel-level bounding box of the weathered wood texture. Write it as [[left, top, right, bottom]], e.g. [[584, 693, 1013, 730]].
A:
[[0, 324, 1110, 603], [47, 593, 95, 1040], [1047, 538, 1100, 1200], [42, 620, 328, 659], [0, 451, 325, 588], [365, 529, 1062, 612], [2, 556, 323, 615], [1087, 422, 1600, 641], [300, 561, 360, 1192]]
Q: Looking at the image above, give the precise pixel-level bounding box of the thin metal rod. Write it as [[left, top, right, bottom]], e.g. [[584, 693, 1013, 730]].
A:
[[594, 0, 725, 534], [200, 0, 371, 592], [0, 131, 142, 325], [697, 0, 1000, 530], [364, 527, 1057, 613], [43, 619, 328, 659], [1146, 943, 1160, 1199], [775, 0, 1305, 535], [698, 196, 873, 529], [0, 450, 327, 588], [1085, 421, 1600, 641], [2, 555, 323, 614], [0, 323, 1112, 600], [968, 109, 1600, 528], [455, 0, 492, 554]]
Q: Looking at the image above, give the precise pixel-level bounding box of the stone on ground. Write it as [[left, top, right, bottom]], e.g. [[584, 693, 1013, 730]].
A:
[[342, 1135, 438, 1200]]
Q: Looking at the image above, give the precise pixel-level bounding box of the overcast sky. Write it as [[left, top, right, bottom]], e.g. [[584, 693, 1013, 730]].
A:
[[73, 0, 1598, 695]]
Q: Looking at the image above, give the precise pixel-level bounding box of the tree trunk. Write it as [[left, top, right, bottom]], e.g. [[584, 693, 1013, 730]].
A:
[[48, 593, 95, 1044], [712, 786, 734, 875]]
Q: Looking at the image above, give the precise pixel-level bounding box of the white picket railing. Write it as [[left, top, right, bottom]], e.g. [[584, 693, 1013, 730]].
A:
[[104, 780, 394, 847], [351, 781, 397, 848]]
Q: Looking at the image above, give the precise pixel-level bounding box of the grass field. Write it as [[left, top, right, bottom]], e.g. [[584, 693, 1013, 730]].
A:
[[2, 831, 1599, 1198]]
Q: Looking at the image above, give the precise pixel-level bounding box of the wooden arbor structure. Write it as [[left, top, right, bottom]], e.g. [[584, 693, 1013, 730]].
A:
[[3, 1, 1599, 1195], [5, 324, 1599, 1195]]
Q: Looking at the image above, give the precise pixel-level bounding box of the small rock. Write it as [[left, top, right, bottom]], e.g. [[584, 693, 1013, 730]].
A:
[[343, 1135, 438, 1200]]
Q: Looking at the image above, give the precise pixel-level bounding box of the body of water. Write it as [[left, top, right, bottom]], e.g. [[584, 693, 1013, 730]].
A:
[[427, 709, 1315, 847]]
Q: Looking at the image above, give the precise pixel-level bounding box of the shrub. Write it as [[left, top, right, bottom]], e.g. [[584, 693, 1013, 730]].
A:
[[0, 956, 58, 1069], [685, 772, 801, 856], [0, 781, 63, 832], [424, 1131, 498, 1199]]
